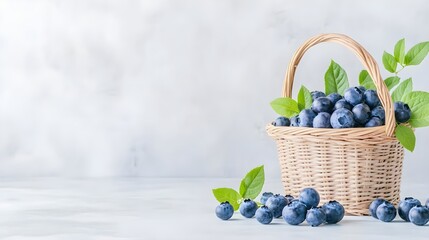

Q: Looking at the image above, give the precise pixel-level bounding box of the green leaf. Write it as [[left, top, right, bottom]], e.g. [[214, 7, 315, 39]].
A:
[[358, 70, 376, 90], [239, 165, 265, 199], [270, 97, 299, 117], [384, 76, 400, 91], [382, 51, 397, 73], [391, 78, 413, 102], [324, 60, 349, 95], [404, 41, 429, 65], [212, 188, 242, 210], [402, 91, 429, 128], [395, 125, 416, 152], [297, 85, 312, 111], [394, 39, 405, 64]]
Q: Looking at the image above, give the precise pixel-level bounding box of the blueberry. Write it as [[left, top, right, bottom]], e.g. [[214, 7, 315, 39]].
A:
[[363, 90, 380, 109], [357, 86, 366, 93], [330, 108, 355, 128], [282, 200, 307, 225], [394, 101, 411, 123], [352, 103, 371, 125], [322, 200, 345, 224], [365, 117, 383, 127], [311, 91, 326, 101], [409, 205, 429, 226], [284, 194, 295, 203], [311, 97, 333, 113], [376, 202, 397, 222], [369, 198, 387, 219], [215, 201, 234, 220], [260, 192, 274, 205], [327, 93, 342, 105], [239, 199, 258, 218], [298, 109, 317, 127], [334, 99, 353, 111], [371, 106, 385, 123], [272, 116, 290, 126], [344, 87, 364, 106], [255, 205, 273, 224], [299, 188, 320, 210], [306, 207, 326, 227], [398, 197, 422, 222], [290, 115, 300, 127], [313, 112, 332, 128], [266, 194, 289, 218]]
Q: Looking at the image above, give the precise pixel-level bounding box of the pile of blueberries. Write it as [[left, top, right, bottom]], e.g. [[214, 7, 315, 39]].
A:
[[272, 86, 411, 128], [369, 197, 429, 226], [215, 188, 345, 227]]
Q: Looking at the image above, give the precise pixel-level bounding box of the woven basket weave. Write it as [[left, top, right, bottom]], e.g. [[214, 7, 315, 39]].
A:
[[266, 33, 404, 216]]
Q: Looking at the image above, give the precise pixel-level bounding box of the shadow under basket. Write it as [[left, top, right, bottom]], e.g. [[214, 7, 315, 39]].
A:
[[267, 33, 404, 216]]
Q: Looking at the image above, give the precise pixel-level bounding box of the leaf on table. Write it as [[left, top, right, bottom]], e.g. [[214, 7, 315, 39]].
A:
[[212, 188, 242, 210], [239, 165, 265, 200]]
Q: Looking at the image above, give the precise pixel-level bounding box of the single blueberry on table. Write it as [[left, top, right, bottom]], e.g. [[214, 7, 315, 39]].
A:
[[255, 205, 273, 224], [365, 117, 383, 127], [352, 103, 371, 125], [322, 200, 345, 224], [266, 194, 289, 218], [284, 194, 295, 203], [272, 116, 290, 126], [371, 106, 385, 123], [398, 197, 421, 222], [344, 87, 364, 106], [376, 202, 397, 222], [330, 108, 355, 128], [311, 97, 333, 113], [394, 101, 411, 123], [299, 188, 320, 210], [311, 91, 326, 101], [282, 200, 307, 225], [409, 205, 429, 226], [215, 201, 234, 220], [334, 99, 353, 111], [298, 109, 317, 127], [306, 207, 326, 227], [313, 112, 332, 128], [260, 192, 274, 205], [369, 198, 386, 219], [239, 199, 258, 218], [363, 89, 381, 109], [327, 93, 342, 105], [290, 115, 300, 127]]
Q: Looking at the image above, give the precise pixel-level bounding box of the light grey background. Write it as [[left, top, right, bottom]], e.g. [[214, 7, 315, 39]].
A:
[[0, 0, 428, 182]]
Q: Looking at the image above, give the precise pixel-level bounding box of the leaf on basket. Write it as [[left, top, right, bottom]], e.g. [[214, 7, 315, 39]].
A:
[[391, 78, 413, 102], [395, 124, 416, 152], [402, 91, 429, 128], [382, 51, 398, 73], [358, 70, 376, 90], [239, 165, 265, 200], [384, 76, 400, 91], [297, 85, 312, 111], [270, 97, 299, 117], [394, 39, 405, 65], [324, 60, 349, 95], [404, 41, 429, 66], [212, 188, 242, 210]]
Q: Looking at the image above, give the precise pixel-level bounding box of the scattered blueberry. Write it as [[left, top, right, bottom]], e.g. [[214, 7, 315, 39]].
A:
[[394, 101, 411, 123], [215, 201, 234, 220], [369, 198, 386, 219], [398, 197, 421, 222], [282, 200, 307, 225], [290, 115, 300, 127], [334, 99, 353, 111], [322, 200, 345, 224], [306, 207, 326, 227], [371, 106, 385, 123], [313, 112, 332, 128], [299, 188, 320, 210], [365, 117, 383, 127], [260, 192, 274, 205], [272, 116, 290, 126], [327, 93, 342, 105], [344, 87, 364, 106], [352, 103, 371, 125], [311, 97, 333, 113], [376, 202, 397, 222], [363, 90, 380, 108], [299, 109, 317, 127], [409, 205, 429, 226], [255, 205, 274, 224], [330, 108, 355, 128], [266, 194, 289, 218], [239, 199, 258, 218], [311, 91, 326, 101]]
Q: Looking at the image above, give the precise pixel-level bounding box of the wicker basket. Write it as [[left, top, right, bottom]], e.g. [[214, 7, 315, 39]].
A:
[[266, 33, 404, 216]]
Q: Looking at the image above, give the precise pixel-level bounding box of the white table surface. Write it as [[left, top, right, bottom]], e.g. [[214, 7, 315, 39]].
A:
[[0, 178, 427, 240]]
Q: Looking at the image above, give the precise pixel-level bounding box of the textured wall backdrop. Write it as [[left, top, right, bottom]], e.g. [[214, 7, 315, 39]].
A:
[[0, 0, 428, 180]]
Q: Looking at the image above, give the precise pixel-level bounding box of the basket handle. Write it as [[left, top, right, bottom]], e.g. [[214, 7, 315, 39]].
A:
[[282, 33, 395, 137]]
